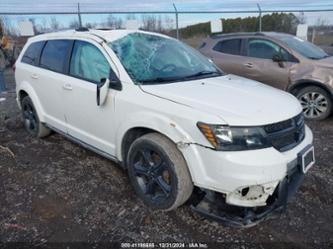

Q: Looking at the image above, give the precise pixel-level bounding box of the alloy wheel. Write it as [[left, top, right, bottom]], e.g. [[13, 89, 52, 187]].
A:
[[298, 91, 328, 119], [22, 102, 38, 134], [132, 148, 172, 203]]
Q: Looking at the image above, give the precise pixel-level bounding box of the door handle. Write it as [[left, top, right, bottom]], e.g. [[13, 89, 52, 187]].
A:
[[31, 73, 39, 79], [63, 83, 73, 91], [244, 62, 253, 68]]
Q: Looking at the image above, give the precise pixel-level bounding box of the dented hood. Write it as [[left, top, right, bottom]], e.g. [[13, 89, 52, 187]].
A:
[[140, 74, 302, 126], [316, 56, 333, 68]]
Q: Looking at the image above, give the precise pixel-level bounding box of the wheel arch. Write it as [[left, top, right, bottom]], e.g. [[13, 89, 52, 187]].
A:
[[116, 114, 194, 166], [288, 80, 333, 99], [17, 82, 46, 122], [120, 127, 157, 167]]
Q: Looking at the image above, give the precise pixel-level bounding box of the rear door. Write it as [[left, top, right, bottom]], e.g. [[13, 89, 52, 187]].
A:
[[17, 40, 45, 96], [62, 39, 119, 155], [33, 39, 73, 131], [242, 38, 296, 89], [208, 38, 246, 75]]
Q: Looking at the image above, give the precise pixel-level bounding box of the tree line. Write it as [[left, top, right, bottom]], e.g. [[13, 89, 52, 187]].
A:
[[179, 13, 301, 38]]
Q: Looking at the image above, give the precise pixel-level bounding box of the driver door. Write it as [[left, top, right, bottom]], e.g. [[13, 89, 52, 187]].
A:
[[242, 38, 295, 90], [63, 40, 119, 156]]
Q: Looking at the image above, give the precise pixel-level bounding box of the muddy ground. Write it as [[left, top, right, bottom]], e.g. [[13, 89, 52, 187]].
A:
[[0, 69, 333, 248]]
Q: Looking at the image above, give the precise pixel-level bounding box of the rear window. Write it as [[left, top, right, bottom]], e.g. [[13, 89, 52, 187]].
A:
[[21, 41, 45, 66], [213, 39, 242, 55], [40, 40, 72, 73]]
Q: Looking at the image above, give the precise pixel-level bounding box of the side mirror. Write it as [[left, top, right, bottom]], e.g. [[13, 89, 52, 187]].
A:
[[97, 78, 110, 106], [272, 54, 284, 68], [96, 70, 122, 106], [109, 70, 122, 91]]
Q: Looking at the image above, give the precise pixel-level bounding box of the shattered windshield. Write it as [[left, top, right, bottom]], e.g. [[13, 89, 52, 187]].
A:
[[279, 36, 329, 60], [109, 33, 223, 84]]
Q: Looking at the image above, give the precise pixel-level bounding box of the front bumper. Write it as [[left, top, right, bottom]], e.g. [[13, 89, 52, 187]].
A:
[[181, 125, 313, 207], [190, 162, 305, 227]]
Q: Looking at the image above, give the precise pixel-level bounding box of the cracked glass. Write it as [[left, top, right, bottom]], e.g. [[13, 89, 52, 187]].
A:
[[109, 33, 222, 84]]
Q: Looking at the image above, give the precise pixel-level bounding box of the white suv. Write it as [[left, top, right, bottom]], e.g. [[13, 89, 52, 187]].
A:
[[15, 29, 315, 226]]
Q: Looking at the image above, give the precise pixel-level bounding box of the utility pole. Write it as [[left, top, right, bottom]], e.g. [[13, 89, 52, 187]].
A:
[[78, 3, 82, 27], [173, 3, 179, 39], [257, 3, 262, 32]]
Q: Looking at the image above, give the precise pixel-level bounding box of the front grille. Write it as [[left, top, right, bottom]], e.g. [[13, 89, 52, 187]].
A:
[[264, 113, 305, 152]]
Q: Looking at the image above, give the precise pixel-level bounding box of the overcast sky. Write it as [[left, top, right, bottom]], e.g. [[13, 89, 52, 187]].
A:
[[1, 0, 333, 30], [1, 0, 333, 12]]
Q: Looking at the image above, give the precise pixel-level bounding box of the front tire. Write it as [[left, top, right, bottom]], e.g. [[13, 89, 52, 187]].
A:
[[127, 133, 193, 211], [296, 86, 332, 121], [21, 96, 51, 138]]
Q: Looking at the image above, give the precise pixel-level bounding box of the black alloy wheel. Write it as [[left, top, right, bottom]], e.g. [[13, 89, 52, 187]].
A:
[[131, 147, 173, 204], [22, 98, 39, 135]]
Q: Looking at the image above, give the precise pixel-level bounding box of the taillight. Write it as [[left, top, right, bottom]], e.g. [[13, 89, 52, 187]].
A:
[[12, 64, 16, 72]]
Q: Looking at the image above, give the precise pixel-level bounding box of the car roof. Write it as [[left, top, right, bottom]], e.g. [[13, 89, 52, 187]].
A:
[[28, 28, 171, 44], [209, 31, 294, 40]]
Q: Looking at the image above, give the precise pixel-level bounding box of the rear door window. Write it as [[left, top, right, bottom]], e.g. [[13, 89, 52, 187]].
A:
[[40, 40, 72, 73], [21, 41, 45, 66], [213, 39, 242, 55], [69, 40, 110, 83]]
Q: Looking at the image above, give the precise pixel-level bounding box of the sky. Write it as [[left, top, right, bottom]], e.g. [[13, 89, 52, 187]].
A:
[[1, 0, 333, 12], [1, 0, 333, 31]]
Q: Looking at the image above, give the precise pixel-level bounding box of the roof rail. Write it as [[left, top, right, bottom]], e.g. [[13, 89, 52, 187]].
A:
[[74, 27, 108, 43], [87, 29, 108, 43], [210, 32, 265, 39]]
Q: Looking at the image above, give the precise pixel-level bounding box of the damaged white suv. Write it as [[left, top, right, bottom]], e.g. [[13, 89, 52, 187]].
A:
[[15, 29, 315, 226]]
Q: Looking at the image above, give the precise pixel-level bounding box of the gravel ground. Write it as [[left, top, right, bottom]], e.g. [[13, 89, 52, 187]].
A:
[[0, 69, 333, 248]]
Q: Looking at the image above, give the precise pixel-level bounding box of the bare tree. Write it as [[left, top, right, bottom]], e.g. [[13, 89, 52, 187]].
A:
[[49, 17, 60, 31], [106, 15, 123, 29], [1, 16, 19, 36], [85, 22, 97, 29], [315, 17, 328, 28], [164, 15, 174, 31], [0, 17, 4, 36], [126, 14, 136, 20], [69, 19, 80, 29], [298, 12, 307, 24], [38, 17, 48, 33], [142, 15, 157, 31], [157, 15, 162, 32]]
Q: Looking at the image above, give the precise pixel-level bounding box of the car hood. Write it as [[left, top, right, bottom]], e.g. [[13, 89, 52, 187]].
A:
[[315, 56, 333, 69], [140, 74, 302, 126]]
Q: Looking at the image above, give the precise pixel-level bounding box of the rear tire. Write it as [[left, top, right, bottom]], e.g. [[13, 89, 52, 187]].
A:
[[296, 86, 332, 121], [21, 96, 51, 138], [127, 133, 193, 211]]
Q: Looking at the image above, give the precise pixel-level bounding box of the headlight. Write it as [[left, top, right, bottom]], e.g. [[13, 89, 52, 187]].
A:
[[197, 122, 270, 151]]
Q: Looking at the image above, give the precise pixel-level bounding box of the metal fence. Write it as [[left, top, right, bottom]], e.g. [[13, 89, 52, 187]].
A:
[[1, 2, 333, 53]]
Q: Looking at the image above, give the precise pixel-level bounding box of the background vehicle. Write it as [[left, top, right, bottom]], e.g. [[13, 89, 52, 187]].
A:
[[199, 32, 333, 120], [15, 29, 314, 226]]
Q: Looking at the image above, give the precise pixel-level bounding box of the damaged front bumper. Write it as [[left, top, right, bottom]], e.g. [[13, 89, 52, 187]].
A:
[[190, 165, 305, 227]]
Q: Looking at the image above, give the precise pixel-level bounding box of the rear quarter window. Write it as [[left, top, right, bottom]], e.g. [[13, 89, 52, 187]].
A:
[[21, 41, 45, 66], [40, 40, 72, 73], [213, 39, 242, 55]]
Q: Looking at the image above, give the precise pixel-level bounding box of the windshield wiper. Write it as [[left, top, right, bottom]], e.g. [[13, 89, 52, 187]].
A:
[[183, 70, 222, 79], [138, 71, 222, 85], [139, 77, 182, 84]]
